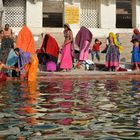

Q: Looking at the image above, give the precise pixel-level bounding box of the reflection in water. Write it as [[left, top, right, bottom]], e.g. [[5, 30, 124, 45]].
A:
[[0, 79, 140, 139], [18, 82, 39, 125]]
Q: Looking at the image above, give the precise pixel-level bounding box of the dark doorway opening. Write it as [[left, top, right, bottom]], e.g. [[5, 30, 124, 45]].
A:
[[116, 0, 132, 28], [43, 1, 63, 27]]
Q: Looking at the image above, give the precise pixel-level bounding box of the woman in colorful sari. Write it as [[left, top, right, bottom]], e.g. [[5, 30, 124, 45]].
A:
[[16, 25, 36, 53], [105, 32, 123, 71], [0, 24, 14, 63], [75, 26, 93, 68], [131, 39, 140, 70], [6, 25, 37, 78], [60, 24, 73, 71], [39, 34, 59, 71], [14, 48, 38, 81]]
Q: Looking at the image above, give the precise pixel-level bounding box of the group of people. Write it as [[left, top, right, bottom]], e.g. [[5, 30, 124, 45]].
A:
[[0, 23, 140, 82], [0, 25, 38, 82]]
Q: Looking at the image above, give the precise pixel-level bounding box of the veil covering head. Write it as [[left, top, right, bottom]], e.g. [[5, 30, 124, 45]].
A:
[[16, 25, 36, 53], [109, 32, 123, 53]]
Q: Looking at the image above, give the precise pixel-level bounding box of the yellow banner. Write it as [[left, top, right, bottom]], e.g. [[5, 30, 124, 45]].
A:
[[65, 6, 79, 24]]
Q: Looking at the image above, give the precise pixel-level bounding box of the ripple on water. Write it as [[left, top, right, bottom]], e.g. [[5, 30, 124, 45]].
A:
[[0, 79, 140, 139]]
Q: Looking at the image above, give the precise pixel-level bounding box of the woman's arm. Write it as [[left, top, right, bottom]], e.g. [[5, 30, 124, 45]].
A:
[[1, 64, 16, 70]]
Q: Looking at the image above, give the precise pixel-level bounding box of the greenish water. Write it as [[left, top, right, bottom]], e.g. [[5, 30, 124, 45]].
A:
[[0, 78, 140, 140]]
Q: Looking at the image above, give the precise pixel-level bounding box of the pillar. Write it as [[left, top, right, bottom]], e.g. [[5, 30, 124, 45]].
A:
[[99, 0, 116, 28], [26, 0, 43, 28], [132, 0, 140, 28]]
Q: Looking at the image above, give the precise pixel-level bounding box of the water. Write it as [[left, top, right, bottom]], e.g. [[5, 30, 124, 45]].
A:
[[0, 78, 140, 140]]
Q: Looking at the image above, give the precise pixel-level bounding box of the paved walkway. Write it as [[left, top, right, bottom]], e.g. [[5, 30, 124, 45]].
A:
[[37, 69, 140, 80]]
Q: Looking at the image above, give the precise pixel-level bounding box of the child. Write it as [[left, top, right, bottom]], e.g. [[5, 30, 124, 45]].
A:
[[91, 39, 102, 62], [131, 39, 140, 70]]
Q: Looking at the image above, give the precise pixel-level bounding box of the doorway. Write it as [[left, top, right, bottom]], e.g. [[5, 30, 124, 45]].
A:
[[43, 0, 63, 27], [116, 0, 132, 28]]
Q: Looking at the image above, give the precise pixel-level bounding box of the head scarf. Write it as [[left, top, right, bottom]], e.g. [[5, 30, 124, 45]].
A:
[[40, 34, 59, 59], [132, 28, 140, 42], [133, 28, 140, 35], [64, 23, 71, 31], [109, 32, 123, 53], [16, 25, 36, 53], [75, 26, 93, 49]]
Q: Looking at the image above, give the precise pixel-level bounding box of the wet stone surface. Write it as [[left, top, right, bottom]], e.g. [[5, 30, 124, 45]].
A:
[[0, 79, 140, 139]]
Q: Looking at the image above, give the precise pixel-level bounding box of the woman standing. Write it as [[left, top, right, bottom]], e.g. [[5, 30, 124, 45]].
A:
[[131, 39, 140, 70], [105, 32, 123, 71], [60, 24, 73, 71], [75, 26, 92, 68]]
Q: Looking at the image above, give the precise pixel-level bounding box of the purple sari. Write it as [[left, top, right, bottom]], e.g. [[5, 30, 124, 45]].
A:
[[18, 49, 31, 73]]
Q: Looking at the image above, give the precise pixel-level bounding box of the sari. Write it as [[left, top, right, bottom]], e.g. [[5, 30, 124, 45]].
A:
[[16, 25, 36, 53], [6, 49, 18, 76], [60, 27, 73, 70], [75, 26, 93, 61], [16, 26, 38, 81], [105, 33, 120, 68], [60, 43, 73, 69], [39, 34, 59, 71], [17, 49, 38, 81]]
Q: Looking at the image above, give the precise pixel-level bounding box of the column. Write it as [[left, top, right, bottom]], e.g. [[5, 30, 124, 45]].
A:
[[132, 0, 140, 28], [99, 0, 116, 28], [26, 0, 43, 28]]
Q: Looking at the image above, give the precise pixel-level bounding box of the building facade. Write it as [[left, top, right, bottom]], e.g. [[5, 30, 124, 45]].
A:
[[0, 0, 140, 36]]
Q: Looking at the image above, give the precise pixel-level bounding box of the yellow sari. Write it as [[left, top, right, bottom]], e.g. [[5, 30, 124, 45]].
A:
[[109, 32, 123, 53]]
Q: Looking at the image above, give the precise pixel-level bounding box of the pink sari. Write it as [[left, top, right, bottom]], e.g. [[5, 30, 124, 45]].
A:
[[60, 43, 73, 69], [75, 26, 92, 61], [79, 40, 90, 61]]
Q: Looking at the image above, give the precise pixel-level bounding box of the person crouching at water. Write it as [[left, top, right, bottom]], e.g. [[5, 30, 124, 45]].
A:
[[14, 48, 38, 81], [131, 39, 140, 71]]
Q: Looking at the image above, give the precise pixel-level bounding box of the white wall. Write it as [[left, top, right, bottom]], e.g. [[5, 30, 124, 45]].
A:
[[26, 0, 43, 28], [99, 0, 116, 29], [132, 0, 140, 28]]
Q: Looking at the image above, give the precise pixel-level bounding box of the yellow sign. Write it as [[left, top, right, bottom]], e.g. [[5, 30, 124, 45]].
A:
[[65, 6, 79, 24]]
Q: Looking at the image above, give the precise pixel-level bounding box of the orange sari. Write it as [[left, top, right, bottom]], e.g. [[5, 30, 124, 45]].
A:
[[23, 54, 38, 81], [16, 25, 36, 53], [16, 26, 38, 81]]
